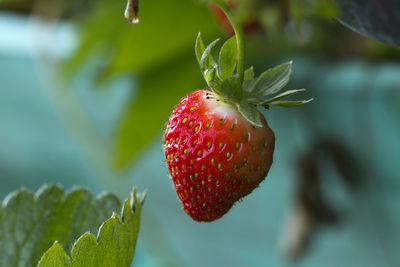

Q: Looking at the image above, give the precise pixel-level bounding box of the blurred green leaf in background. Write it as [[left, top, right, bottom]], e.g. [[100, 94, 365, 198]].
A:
[[4, 0, 394, 173], [63, 0, 340, 171], [64, 0, 220, 170]]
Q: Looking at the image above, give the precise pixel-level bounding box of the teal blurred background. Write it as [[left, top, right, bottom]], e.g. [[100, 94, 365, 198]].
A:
[[1, 0, 400, 266]]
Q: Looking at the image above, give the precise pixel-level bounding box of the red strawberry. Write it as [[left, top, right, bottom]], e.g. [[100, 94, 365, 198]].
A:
[[164, 7, 312, 222], [164, 89, 275, 221]]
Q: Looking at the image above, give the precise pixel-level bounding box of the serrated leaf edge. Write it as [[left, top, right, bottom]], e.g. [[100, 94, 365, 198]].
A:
[[37, 187, 144, 267]]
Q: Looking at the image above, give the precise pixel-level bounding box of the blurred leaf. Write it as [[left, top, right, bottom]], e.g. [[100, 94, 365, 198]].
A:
[[0, 185, 122, 266], [38, 188, 144, 267], [289, 0, 304, 28], [65, 0, 219, 80], [64, 0, 219, 170], [218, 36, 237, 79], [313, 0, 338, 19], [112, 56, 202, 169], [289, 0, 337, 27]]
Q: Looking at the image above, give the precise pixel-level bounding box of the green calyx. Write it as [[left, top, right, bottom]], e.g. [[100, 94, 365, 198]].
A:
[[195, 33, 312, 127], [195, 0, 312, 128]]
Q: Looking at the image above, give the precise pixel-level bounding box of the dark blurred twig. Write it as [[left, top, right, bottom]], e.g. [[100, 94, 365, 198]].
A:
[[280, 138, 359, 260]]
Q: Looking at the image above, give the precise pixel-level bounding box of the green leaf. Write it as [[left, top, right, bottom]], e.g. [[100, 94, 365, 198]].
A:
[[203, 67, 216, 84], [256, 88, 306, 105], [312, 0, 338, 19], [220, 76, 242, 101], [200, 38, 220, 70], [64, 0, 219, 79], [112, 56, 201, 169], [270, 98, 314, 107], [37, 243, 69, 267], [251, 61, 292, 98], [195, 33, 217, 69], [38, 188, 144, 267], [203, 67, 219, 89], [0, 185, 123, 266], [244, 66, 255, 80], [242, 66, 256, 93], [195, 32, 206, 64], [63, 0, 220, 170], [218, 36, 237, 79], [235, 103, 263, 127], [289, 0, 304, 28]]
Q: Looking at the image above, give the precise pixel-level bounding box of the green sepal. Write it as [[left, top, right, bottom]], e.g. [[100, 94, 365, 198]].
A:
[[244, 66, 254, 80], [235, 103, 263, 127], [204, 67, 217, 84], [269, 98, 314, 107], [204, 67, 222, 92], [220, 76, 242, 101], [194, 32, 311, 127], [256, 88, 306, 105], [200, 38, 220, 70], [218, 36, 237, 80], [196, 33, 217, 70], [250, 61, 292, 98], [195, 32, 206, 64]]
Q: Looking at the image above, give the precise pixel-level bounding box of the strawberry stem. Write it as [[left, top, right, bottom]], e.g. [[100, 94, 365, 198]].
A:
[[215, 2, 245, 85]]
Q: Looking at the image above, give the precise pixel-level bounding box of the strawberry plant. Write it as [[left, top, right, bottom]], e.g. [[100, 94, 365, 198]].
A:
[[164, 1, 312, 222], [0, 186, 145, 267]]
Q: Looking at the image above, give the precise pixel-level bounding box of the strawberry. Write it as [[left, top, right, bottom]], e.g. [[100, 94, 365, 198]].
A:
[[164, 3, 312, 222], [164, 89, 275, 221]]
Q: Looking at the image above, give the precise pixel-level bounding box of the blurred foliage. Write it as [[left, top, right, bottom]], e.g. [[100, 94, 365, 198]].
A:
[[63, 0, 400, 171], [64, 0, 220, 170], [62, 0, 342, 171], [2, 0, 399, 171]]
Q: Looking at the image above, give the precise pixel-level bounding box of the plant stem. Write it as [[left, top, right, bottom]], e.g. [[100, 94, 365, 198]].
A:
[[215, 2, 245, 85]]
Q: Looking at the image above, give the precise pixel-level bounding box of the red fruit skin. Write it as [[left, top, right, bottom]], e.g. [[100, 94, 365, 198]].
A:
[[164, 89, 275, 222]]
